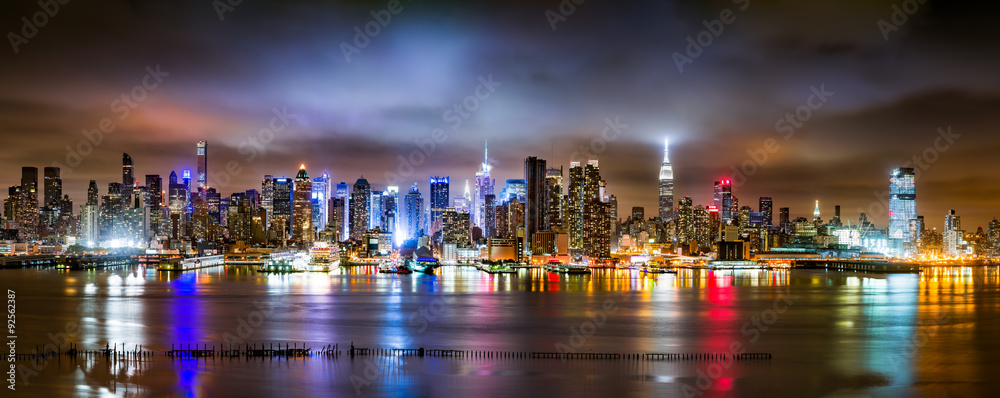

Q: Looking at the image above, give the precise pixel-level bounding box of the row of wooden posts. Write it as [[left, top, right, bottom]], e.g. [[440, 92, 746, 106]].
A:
[[11, 343, 771, 362]]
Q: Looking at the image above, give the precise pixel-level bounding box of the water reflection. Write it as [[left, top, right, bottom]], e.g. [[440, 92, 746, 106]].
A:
[[9, 265, 1000, 396]]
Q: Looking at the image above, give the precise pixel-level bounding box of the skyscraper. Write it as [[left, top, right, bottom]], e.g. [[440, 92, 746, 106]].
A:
[[43, 167, 61, 208], [759, 197, 773, 228], [122, 153, 134, 206], [566, 162, 584, 248], [350, 176, 371, 241], [581, 160, 609, 259], [196, 141, 208, 189], [18, 167, 39, 240], [813, 200, 821, 223], [336, 181, 350, 240], [888, 167, 917, 254], [484, 194, 496, 239], [429, 176, 450, 236], [262, 175, 274, 229], [714, 179, 733, 225], [404, 183, 423, 241], [146, 174, 162, 235], [545, 166, 563, 230], [292, 165, 313, 243], [81, 180, 99, 245], [659, 138, 674, 221], [369, 190, 383, 230], [944, 210, 962, 256], [524, 156, 547, 254], [272, 177, 293, 239], [312, 172, 329, 231], [383, 186, 399, 241], [474, 141, 495, 229]]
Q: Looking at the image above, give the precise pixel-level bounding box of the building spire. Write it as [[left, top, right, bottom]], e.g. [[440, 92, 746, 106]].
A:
[[814, 200, 821, 221], [663, 138, 670, 163]]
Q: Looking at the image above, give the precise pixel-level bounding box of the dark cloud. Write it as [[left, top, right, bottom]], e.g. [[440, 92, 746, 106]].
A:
[[1, 0, 999, 229]]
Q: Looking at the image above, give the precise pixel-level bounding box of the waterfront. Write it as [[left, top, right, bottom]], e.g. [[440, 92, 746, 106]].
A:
[[5, 265, 1000, 397]]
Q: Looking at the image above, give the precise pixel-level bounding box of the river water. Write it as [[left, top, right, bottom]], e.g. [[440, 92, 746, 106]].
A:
[[3, 265, 998, 397]]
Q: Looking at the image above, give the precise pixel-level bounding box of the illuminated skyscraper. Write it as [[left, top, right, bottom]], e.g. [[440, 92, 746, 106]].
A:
[[80, 180, 99, 245], [566, 162, 584, 248], [122, 153, 134, 206], [18, 167, 38, 240], [146, 174, 162, 235], [581, 160, 609, 259], [404, 183, 423, 241], [813, 200, 821, 223], [43, 167, 61, 208], [524, 156, 547, 254], [888, 167, 917, 255], [659, 138, 674, 221], [545, 166, 563, 230], [383, 186, 399, 241], [429, 176, 450, 236], [370, 190, 383, 230], [759, 197, 773, 228], [312, 172, 329, 231], [292, 165, 313, 243], [442, 207, 471, 248], [714, 179, 733, 224], [350, 176, 371, 241], [273, 177, 293, 239], [196, 141, 207, 189], [261, 175, 274, 229], [677, 196, 694, 245], [336, 181, 349, 240], [474, 141, 495, 229]]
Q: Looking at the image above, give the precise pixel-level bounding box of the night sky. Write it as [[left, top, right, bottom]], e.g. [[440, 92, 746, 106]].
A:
[[2, 0, 999, 229]]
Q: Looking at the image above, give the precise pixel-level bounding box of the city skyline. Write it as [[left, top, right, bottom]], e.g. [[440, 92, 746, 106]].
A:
[[2, 138, 991, 234], [2, 1, 999, 229]]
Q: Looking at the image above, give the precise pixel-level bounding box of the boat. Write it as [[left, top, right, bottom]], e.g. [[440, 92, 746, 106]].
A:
[[378, 261, 412, 274], [257, 251, 307, 273], [642, 265, 677, 274], [157, 255, 226, 272], [543, 258, 591, 274], [484, 264, 516, 274], [476, 262, 516, 274], [405, 247, 440, 275], [307, 243, 337, 272]]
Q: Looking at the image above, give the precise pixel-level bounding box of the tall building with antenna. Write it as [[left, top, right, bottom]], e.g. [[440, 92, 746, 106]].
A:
[[474, 141, 494, 229], [658, 138, 674, 221]]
